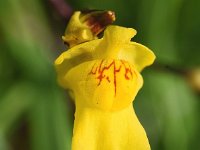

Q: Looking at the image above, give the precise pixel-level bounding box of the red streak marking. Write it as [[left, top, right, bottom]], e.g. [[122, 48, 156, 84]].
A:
[[98, 60, 104, 72], [97, 60, 115, 86], [113, 62, 121, 96], [88, 60, 134, 96], [128, 63, 133, 78], [89, 63, 98, 75], [121, 60, 133, 80]]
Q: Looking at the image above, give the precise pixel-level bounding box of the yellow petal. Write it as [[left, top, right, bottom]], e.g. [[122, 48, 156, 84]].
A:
[[93, 25, 137, 59], [55, 25, 155, 88], [55, 25, 155, 150], [65, 59, 143, 111], [64, 60, 150, 150], [72, 105, 150, 150], [54, 39, 100, 89], [119, 42, 156, 72], [93, 25, 155, 71]]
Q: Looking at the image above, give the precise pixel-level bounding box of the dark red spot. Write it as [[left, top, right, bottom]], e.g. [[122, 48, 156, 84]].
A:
[[83, 10, 116, 35], [106, 76, 110, 82]]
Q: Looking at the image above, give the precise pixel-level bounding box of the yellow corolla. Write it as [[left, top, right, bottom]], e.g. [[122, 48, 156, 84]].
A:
[[55, 11, 155, 150]]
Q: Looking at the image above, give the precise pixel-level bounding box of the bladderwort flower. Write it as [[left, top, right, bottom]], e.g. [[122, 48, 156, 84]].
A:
[[55, 10, 155, 150]]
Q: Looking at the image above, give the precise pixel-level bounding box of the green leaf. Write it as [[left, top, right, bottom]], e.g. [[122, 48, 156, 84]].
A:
[[176, 0, 200, 67], [0, 82, 36, 134], [138, 0, 184, 65], [135, 69, 198, 150], [28, 87, 73, 150], [0, 132, 9, 150]]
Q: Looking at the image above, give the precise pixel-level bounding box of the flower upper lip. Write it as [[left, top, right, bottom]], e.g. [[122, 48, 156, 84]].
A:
[[55, 25, 155, 81]]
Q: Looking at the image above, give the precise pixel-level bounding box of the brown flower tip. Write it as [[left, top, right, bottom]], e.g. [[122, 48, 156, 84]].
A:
[[80, 10, 116, 36]]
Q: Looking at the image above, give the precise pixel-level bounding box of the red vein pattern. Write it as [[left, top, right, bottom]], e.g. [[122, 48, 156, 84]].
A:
[[88, 60, 134, 96]]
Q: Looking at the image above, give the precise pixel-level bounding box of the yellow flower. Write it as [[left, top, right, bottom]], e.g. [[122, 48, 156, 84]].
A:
[[55, 11, 155, 150]]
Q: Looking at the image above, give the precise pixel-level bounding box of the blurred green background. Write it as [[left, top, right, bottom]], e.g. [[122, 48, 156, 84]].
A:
[[0, 0, 200, 150]]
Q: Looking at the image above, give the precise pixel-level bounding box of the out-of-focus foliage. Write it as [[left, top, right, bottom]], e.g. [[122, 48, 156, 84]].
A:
[[0, 0, 199, 150]]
